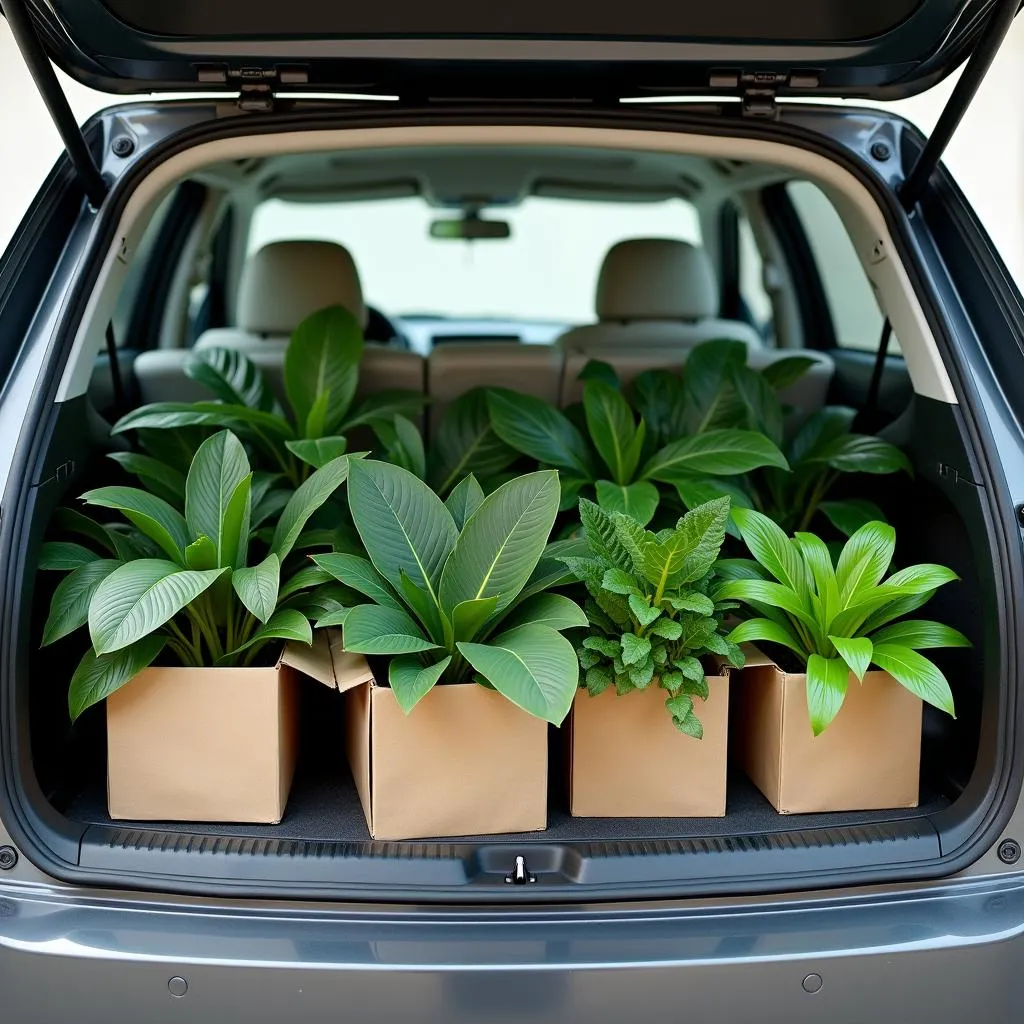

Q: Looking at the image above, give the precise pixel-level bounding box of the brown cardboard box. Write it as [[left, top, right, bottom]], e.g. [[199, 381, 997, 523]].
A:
[[731, 649, 923, 813], [569, 671, 731, 817], [106, 656, 301, 823], [311, 631, 548, 841]]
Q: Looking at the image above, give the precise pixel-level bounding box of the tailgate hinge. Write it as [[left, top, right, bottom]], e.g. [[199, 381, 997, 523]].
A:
[[196, 65, 310, 112], [710, 69, 822, 119]]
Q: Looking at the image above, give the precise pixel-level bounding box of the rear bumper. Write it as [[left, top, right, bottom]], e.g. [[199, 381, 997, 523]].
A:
[[2, 876, 1024, 1022]]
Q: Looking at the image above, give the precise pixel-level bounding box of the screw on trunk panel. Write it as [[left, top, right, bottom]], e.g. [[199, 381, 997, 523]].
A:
[[0, 846, 17, 869], [168, 977, 188, 998], [802, 973, 823, 994], [870, 140, 892, 162], [998, 839, 1021, 864], [112, 136, 135, 157]]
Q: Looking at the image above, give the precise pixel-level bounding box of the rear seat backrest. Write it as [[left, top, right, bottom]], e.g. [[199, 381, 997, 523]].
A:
[[133, 240, 424, 406], [426, 343, 564, 430], [554, 238, 764, 356], [561, 345, 835, 416]]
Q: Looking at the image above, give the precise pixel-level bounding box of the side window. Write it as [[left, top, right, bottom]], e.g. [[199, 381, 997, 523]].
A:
[[737, 210, 774, 342], [785, 180, 901, 356]]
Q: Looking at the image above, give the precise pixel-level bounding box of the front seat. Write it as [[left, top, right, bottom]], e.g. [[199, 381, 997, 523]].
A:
[[555, 238, 765, 357], [133, 240, 424, 406]]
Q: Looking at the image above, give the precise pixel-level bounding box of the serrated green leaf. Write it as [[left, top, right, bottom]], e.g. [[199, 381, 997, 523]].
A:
[[649, 617, 682, 640], [577, 498, 633, 570], [585, 665, 613, 696], [620, 632, 651, 666], [628, 593, 661, 627], [602, 567, 641, 596], [583, 636, 622, 658]]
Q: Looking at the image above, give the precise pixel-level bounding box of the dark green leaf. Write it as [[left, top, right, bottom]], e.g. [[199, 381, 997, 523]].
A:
[[271, 455, 353, 561], [42, 559, 121, 646], [594, 479, 659, 527], [39, 541, 99, 571], [108, 452, 186, 507], [501, 592, 588, 632], [642, 429, 788, 481], [68, 636, 165, 720], [232, 553, 280, 623], [819, 498, 887, 538], [583, 379, 641, 484], [444, 473, 486, 531], [388, 655, 451, 713], [578, 359, 620, 389], [343, 603, 437, 655], [428, 388, 518, 495], [185, 430, 251, 569], [312, 552, 403, 610], [285, 436, 348, 469], [760, 356, 816, 391], [80, 486, 190, 563], [186, 346, 278, 413], [810, 434, 912, 475]]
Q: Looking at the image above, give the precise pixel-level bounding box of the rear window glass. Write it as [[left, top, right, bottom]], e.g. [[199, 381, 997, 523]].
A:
[[247, 195, 702, 323]]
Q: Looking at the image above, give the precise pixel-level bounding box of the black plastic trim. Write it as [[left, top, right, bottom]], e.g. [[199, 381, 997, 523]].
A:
[[0, 101, 1020, 903]]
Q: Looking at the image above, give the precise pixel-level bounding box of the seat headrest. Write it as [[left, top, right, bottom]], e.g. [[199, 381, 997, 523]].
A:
[[238, 240, 367, 334], [596, 239, 718, 322]]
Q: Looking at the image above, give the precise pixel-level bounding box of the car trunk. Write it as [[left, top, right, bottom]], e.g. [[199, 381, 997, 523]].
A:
[[0, 0, 1017, 901]]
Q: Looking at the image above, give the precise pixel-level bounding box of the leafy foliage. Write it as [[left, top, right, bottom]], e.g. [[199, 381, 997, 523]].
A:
[[642, 340, 910, 535], [43, 430, 356, 719], [717, 508, 968, 735], [113, 306, 424, 488], [487, 362, 787, 526], [559, 497, 743, 737], [313, 461, 586, 724]]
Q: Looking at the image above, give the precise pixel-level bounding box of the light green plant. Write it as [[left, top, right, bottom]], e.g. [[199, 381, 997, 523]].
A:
[[40, 429, 357, 719], [715, 508, 969, 734], [559, 496, 742, 737], [311, 460, 587, 724]]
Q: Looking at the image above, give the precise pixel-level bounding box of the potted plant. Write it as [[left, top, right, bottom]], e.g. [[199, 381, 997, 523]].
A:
[[715, 508, 969, 813], [557, 496, 743, 817], [308, 460, 587, 840], [39, 429, 357, 822]]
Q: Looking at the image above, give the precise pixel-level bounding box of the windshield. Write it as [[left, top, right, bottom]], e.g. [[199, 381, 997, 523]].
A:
[[247, 195, 702, 323]]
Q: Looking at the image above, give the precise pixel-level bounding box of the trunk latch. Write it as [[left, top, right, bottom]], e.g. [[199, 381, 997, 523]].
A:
[[505, 855, 537, 885]]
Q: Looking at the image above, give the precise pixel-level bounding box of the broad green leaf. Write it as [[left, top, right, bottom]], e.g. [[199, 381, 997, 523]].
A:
[[716, 578, 821, 643], [829, 582, 945, 639], [342, 389, 427, 434], [806, 654, 849, 735], [68, 636, 165, 720], [673, 474, 753, 516], [52, 507, 120, 557], [303, 388, 331, 440], [278, 564, 334, 601], [794, 531, 839, 627], [829, 635, 872, 681], [760, 355, 816, 391], [649, 617, 683, 639], [620, 632, 652, 666], [285, 436, 348, 469], [732, 507, 807, 593], [113, 401, 295, 442], [870, 642, 955, 716], [135, 426, 209, 475], [667, 591, 715, 615], [458, 623, 578, 725], [185, 430, 251, 569], [810, 433, 912, 475], [284, 305, 362, 434], [312, 553, 403, 610], [184, 535, 217, 570], [578, 358, 620, 389], [223, 474, 252, 571], [347, 459, 457, 600], [42, 559, 121, 646], [834, 520, 895, 605], [252, 488, 291, 531], [729, 362, 784, 444], [232, 553, 280, 623], [80, 486, 190, 563], [819, 498, 887, 538], [584, 379, 641, 484], [487, 388, 595, 478], [452, 596, 500, 643], [788, 406, 857, 466], [224, 608, 313, 658], [386, 413, 427, 480], [271, 455, 353, 561], [595, 480, 659, 527], [885, 562, 959, 592], [315, 608, 351, 629], [399, 569, 448, 645], [39, 541, 99, 570], [628, 593, 661, 627], [642, 429, 788, 481], [388, 655, 452, 713], [631, 369, 687, 445], [501, 592, 589, 632], [438, 470, 559, 615], [343, 603, 438, 655], [445, 473, 486, 530], [108, 452, 187, 507], [681, 339, 748, 432], [602, 567, 642, 596], [428, 388, 518, 494], [89, 559, 226, 655], [185, 346, 277, 412], [868, 619, 971, 650]]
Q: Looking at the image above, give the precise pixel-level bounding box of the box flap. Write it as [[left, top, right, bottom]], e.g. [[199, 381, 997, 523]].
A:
[[279, 630, 374, 692], [738, 643, 778, 669]]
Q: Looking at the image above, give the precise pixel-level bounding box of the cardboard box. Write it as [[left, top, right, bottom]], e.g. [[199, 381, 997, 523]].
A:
[[106, 657, 301, 823], [569, 670, 731, 817], [306, 631, 548, 841], [731, 650, 923, 814]]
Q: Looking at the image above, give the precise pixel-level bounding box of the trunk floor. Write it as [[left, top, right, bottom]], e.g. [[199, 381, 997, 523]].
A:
[[67, 760, 949, 844]]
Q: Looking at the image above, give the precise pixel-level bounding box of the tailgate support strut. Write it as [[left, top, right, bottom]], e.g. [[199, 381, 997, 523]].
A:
[[5, 0, 107, 208], [899, 0, 1019, 211]]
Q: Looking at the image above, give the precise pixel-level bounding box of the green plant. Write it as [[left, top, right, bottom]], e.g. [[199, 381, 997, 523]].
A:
[[558, 496, 742, 737], [486, 363, 788, 527], [112, 306, 423, 488], [40, 430, 358, 720], [715, 508, 969, 734], [636, 340, 910, 535], [311, 461, 587, 724]]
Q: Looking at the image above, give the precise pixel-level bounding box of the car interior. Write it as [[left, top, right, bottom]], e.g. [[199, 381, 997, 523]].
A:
[[17, 136, 994, 895]]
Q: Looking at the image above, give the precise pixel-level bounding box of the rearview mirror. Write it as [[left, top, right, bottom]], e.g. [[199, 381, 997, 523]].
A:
[[429, 214, 511, 240]]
